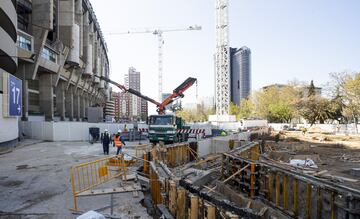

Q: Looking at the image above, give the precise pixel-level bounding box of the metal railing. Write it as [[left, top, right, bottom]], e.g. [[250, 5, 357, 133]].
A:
[[70, 155, 127, 210]]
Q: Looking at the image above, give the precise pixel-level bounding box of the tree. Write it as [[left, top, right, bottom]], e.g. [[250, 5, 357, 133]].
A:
[[252, 85, 298, 123], [176, 108, 196, 122], [298, 97, 333, 125], [298, 99, 316, 125], [268, 103, 294, 123], [327, 90, 345, 123], [238, 98, 255, 119], [197, 103, 215, 122], [229, 102, 240, 118], [298, 80, 340, 125], [229, 98, 255, 120], [329, 72, 360, 133], [176, 104, 214, 123], [343, 73, 360, 133], [308, 80, 316, 97]]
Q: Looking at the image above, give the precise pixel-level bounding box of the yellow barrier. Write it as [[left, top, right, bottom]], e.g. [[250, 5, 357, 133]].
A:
[[70, 155, 127, 211]]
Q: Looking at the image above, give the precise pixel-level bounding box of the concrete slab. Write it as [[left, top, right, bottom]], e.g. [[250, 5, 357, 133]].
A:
[[0, 140, 151, 218]]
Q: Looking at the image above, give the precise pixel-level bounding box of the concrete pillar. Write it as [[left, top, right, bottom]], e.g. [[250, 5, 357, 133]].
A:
[[22, 79, 29, 121], [59, 0, 74, 47], [84, 95, 89, 118], [73, 89, 80, 121], [75, 0, 83, 56], [65, 85, 74, 121], [56, 81, 66, 121], [39, 73, 54, 121], [32, 0, 53, 49], [80, 95, 85, 120]]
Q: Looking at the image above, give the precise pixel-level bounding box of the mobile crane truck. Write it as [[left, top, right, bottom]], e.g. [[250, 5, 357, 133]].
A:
[[96, 76, 197, 144]]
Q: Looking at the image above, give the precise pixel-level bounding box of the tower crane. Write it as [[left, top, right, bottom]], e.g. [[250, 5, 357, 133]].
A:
[[106, 25, 202, 102]]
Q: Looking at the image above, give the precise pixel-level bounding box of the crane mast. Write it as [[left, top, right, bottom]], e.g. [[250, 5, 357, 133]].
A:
[[157, 31, 163, 102], [215, 0, 230, 115]]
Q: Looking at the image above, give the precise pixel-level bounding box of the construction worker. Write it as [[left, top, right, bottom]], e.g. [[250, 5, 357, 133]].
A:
[[113, 130, 126, 155], [124, 124, 129, 132], [301, 127, 308, 135], [100, 129, 111, 155]]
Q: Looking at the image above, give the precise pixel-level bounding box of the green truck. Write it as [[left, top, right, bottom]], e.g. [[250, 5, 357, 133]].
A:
[[96, 76, 196, 144], [148, 114, 189, 144]]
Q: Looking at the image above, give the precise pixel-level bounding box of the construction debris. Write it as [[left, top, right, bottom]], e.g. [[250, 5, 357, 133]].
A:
[[289, 158, 318, 168], [76, 211, 105, 219]]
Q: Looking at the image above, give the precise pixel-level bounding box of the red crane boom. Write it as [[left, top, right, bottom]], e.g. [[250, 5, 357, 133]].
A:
[[96, 75, 196, 115]]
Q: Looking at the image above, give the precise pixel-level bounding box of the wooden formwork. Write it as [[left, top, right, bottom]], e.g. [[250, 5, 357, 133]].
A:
[[221, 143, 262, 198], [164, 179, 253, 219], [149, 140, 360, 218], [149, 161, 163, 205], [222, 142, 360, 219], [260, 165, 360, 219], [166, 142, 198, 167]]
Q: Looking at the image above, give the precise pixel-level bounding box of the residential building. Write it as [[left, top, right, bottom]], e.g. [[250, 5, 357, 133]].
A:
[[125, 67, 141, 121], [111, 92, 120, 121], [230, 46, 251, 105], [262, 83, 322, 97], [118, 91, 130, 122], [104, 100, 115, 122], [262, 83, 288, 91], [140, 99, 148, 122]]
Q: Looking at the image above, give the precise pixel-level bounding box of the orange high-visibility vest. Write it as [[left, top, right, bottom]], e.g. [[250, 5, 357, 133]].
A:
[[114, 135, 122, 147]]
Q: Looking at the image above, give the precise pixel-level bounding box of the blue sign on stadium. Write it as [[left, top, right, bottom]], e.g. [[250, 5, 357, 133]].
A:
[[8, 74, 22, 116]]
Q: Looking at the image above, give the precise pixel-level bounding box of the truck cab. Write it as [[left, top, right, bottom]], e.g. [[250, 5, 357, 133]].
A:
[[147, 115, 188, 144]]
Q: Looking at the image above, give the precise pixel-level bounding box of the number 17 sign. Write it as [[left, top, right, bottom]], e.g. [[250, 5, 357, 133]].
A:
[[6, 73, 22, 117]]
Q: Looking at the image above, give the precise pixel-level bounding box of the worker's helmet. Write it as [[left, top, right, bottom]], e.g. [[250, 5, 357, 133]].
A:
[[117, 130, 121, 134], [104, 129, 108, 132]]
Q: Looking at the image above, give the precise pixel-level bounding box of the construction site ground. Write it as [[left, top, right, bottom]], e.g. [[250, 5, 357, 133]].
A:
[[0, 140, 151, 219], [268, 131, 360, 188], [158, 131, 360, 218], [1, 131, 359, 219]]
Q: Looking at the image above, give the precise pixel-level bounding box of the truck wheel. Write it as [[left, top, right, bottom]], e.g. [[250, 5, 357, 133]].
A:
[[149, 140, 157, 145]]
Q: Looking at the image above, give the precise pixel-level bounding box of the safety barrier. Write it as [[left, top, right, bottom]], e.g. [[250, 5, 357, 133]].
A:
[[70, 155, 127, 211], [138, 128, 148, 132], [177, 128, 205, 134]]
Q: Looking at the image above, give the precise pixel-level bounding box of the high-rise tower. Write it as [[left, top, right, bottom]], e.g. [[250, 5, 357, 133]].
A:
[[230, 47, 251, 105]]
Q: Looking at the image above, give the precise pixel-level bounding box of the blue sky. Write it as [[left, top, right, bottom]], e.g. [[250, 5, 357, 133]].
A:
[[91, 0, 360, 113]]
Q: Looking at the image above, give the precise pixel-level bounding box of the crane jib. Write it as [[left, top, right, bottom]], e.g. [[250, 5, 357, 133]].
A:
[[173, 77, 197, 93]]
